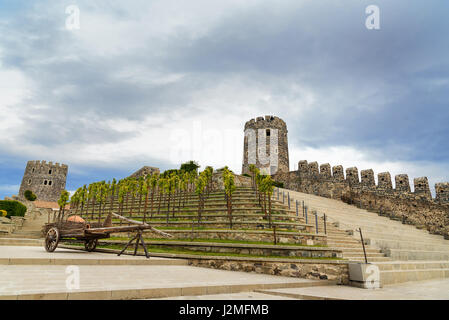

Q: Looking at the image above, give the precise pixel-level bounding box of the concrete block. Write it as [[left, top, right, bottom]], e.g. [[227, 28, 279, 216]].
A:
[[348, 263, 380, 289]]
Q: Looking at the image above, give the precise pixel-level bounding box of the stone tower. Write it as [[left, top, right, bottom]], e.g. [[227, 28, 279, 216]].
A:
[[18, 160, 68, 202], [242, 115, 289, 175]]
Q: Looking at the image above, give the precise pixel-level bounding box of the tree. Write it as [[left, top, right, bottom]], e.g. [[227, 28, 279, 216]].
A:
[[109, 179, 117, 214], [87, 183, 98, 220], [260, 175, 274, 228], [249, 164, 258, 190], [180, 160, 200, 173], [222, 167, 236, 229], [117, 181, 127, 223], [157, 178, 165, 216], [79, 185, 87, 217], [195, 172, 207, 224], [148, 173, 159, 218], [137, 176, 146, 217], [58, 190, 70, 222]]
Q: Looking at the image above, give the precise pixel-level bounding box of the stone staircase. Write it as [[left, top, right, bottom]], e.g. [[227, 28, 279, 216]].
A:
[[0, 207, 48, 240], [280, 188, 449, 286]]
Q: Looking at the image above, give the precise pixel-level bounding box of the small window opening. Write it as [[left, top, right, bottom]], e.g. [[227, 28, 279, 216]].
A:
[[44, 180, 48, 185], [266, 129, 271, 136], [49, 169, 52, 174], [49, 181, 52, 186]]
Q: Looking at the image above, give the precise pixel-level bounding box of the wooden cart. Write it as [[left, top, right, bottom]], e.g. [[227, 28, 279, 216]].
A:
[[43, 212, 172, 258]]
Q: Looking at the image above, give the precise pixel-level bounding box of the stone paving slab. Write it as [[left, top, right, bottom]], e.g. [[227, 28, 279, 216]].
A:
[[0, 264, 327, 300], [257, 278, 449, 300]]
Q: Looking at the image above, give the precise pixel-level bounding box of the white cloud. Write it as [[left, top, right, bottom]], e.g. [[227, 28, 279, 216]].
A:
[[0, 184, 20, 195]]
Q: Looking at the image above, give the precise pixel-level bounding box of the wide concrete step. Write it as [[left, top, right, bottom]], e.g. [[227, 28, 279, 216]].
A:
[[374, 261, 449, 271], [0, 238, 43, 246], [347, 256, 391, 262], [369, 238, 449, 252], [343, 252, 386, 258], [327, 217, 444, 236], [327, 242, 364, 247], [337, 247, 383, 254], [380, 268, 449, 286], [383, 249, 449, 261], [363, 232, 449, 246]]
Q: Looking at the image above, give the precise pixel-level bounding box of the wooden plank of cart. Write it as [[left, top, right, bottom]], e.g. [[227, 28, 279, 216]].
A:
[[43, 211, 172, 258]]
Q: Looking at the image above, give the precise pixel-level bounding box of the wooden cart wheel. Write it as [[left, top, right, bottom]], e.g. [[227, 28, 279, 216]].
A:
[[45, 227, 60, 252], [84, 239, 98, 252]]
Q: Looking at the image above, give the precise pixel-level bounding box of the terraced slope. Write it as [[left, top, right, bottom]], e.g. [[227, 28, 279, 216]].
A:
[[280, 188, 449, 285]]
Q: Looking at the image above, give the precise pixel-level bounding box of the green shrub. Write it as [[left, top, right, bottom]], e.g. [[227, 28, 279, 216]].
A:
[[0, 201, 27, 218], [180, 160, 200, 173], [24, 190, 37, 201], [273, 181, 284, 188]]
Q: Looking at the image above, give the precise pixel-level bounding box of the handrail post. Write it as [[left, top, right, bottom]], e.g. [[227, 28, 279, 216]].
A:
[[282, 192, 285, 204], [295, 200, 298, 216], [314, 211, 318, 234], [323, 213, 327, 235], [359, 228, 368, 264], [288, 192, 290, 209], [302, 201, 305, 217], [305, 206, 308, 224], [273, 225, 277, 245]]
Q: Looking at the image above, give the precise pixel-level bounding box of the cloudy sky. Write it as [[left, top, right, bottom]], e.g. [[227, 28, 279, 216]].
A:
[[0, 0, 448, 198]]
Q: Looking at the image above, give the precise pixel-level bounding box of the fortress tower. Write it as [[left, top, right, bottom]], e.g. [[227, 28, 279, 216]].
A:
[[242, 115, 289, 175], [18, 160, 68, 202]]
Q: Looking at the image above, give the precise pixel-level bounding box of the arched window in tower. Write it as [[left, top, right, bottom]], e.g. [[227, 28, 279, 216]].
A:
[[49, 181, 52, 186], [266, 129, 271, 137], [49, 169, 52, 174], [44, 180, 48, 185]]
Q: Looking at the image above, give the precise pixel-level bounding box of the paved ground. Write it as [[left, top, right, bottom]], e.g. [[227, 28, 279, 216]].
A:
[[258, 279, 449, 300], [153, 292, 299, 300], [0, 246, 324, 300], [2, 245, 449, 300]]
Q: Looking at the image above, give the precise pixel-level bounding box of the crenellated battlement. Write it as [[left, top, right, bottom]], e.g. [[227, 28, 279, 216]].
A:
[[244, 115, 287, 130], [27, 160, 68, 169], [273, 159, 449, 237], [274, 159, 449, 202], [436, 183, 449, 203], [361, 169, 375, 187], [378, 172, 393, 190]]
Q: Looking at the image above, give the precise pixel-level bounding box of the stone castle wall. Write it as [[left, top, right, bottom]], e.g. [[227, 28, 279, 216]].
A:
[[18, 160, 68, 202], [242, 115, 289, 176], [274, 160, 449, 237]]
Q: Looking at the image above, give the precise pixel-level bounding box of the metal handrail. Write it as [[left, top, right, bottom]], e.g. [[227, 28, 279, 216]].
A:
[[358, 227, 368, 264]]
